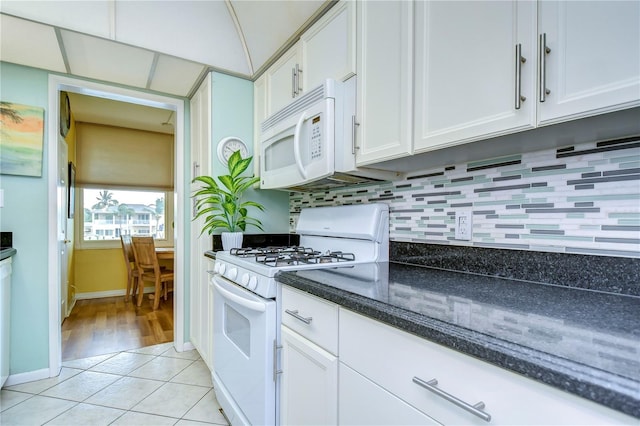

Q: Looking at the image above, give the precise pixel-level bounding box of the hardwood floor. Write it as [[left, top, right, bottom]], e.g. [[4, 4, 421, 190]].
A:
[[61, 294, 174, 361]]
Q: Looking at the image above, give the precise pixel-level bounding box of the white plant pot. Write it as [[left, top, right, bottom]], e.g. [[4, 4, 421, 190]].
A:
[[221, 231, 243, 251]]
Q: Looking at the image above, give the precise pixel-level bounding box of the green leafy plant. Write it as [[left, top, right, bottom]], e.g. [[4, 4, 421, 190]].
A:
[[192, 150, 265, 234]]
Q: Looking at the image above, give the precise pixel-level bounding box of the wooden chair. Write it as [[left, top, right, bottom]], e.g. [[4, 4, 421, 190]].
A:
[[131, 236, 174, 310], [120, 235, 140, 302]]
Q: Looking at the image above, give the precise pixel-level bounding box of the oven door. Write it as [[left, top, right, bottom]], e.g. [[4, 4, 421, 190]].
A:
[[212, 274, 277, 426]]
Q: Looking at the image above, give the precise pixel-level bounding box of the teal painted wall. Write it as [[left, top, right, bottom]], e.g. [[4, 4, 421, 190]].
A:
[[210, 72, 289, 233], [0, 62, 51, 374], [0, 63, 291, 378]]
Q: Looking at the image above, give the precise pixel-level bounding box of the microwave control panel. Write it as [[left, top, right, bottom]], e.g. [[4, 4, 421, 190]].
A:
[[310, 114, 322, 160]]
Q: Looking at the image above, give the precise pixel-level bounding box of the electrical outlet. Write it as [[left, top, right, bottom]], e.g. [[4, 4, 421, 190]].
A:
[[455, 211, 472, 240]]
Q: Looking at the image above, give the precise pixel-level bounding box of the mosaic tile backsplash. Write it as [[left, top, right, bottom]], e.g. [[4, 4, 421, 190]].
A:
[[290, 136, 640, 258]]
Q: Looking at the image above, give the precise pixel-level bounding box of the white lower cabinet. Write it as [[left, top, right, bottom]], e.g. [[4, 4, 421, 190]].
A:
[[340, 308, 636, 425], [280, 326, 338, 425], [339, 363, 440, 425], [280, 286, 339, 425], [1, 257, 12, 388], [279, 287, 636, 425]]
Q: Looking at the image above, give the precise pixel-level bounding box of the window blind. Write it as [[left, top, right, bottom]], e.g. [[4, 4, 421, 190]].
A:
[[76, 123, 174, 190]]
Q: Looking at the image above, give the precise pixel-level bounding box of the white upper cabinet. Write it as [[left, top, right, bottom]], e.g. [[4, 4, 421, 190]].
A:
[[414, 0, 537, 153], [414, 0, 640, 155], [253, 74, 267, 176], [260, 0, 356, 120], [355, 0, 414, 165], [265, 44, 300, 116], [537, 1, 640, 125], [300, 0, 356, 92]]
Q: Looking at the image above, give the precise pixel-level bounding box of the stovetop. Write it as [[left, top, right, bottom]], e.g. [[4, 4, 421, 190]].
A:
[[230, 246, 356, 267], [212, 246, 366, 299], [210, 203, 390, 299]]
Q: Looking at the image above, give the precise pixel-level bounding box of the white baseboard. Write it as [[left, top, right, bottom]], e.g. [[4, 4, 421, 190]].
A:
[[75, 286, 156, 300], [67, 298, 77, 316], [4, 367, 51, 387], [181, 342, 196, 352]]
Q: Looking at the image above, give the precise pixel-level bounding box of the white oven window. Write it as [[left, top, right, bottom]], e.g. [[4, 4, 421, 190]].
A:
[[224, 304, 251, 356]]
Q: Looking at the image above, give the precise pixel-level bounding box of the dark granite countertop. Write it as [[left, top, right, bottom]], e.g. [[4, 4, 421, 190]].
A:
[[276, 261, 640, 419], [0, 248, 16, 260]]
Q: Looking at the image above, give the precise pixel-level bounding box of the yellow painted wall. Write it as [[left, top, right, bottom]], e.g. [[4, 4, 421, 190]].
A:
[[74, 248, 127, 294]]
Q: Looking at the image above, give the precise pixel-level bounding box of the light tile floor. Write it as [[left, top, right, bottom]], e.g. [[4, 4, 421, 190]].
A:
[[0, 343, 229, 426]]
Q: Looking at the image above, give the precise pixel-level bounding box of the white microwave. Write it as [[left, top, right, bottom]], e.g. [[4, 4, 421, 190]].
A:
[[259, 78, 393, 192]]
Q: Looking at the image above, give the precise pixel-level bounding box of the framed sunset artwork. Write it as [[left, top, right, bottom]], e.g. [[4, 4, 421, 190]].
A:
[[0, 101, 45, 177]]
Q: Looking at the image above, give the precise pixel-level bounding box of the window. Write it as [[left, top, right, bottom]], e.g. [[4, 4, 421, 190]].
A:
[[79, 188, 173, 248]]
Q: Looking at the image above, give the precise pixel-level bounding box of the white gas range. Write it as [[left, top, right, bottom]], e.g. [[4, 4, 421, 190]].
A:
[[210, 203, 389, 425]]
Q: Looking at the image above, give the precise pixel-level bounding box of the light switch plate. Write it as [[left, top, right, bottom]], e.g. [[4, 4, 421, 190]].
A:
[[455, 211, 472, 240], [0, 189, 4, 208]]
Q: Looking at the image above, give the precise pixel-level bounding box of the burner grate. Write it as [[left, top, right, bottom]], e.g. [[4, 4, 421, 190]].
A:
[[230, 246, 356, 267]]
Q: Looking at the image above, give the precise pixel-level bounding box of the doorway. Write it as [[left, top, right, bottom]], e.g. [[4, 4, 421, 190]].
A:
[[47, 74, 186, 377]]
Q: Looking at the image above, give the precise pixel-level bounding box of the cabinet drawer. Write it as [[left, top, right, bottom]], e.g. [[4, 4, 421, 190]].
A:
[[340, 308, 634, 425], [281, 286, 339, 355], [339, 363, 439, 425]]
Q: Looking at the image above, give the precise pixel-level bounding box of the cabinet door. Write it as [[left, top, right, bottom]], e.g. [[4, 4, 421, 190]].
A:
[[281, 326, 338, 426], [189, 74, 212, 366], [253, 74, 267, 177], [355, 0, 413, 165], [300, 0, 356, 91], [266, 44, 300, 115], [1, 258, 11, 388], [537, 1, 640, 125], [341, 308, 636, 425], [339, 363, 440, 426], [414, 1, 536, 153]]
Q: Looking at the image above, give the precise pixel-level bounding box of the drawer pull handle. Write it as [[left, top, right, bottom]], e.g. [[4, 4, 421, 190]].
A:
[[412, 376, 491, 422], [285, 309, 312, 324]]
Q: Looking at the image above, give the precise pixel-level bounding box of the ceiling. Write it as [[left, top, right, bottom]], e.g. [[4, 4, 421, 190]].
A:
[[67, 92, 177, 134], [1, 0, 332, 133]]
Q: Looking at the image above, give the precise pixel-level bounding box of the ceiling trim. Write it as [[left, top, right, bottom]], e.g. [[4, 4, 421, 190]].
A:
[[54, 27, 71, 74], [225, 0, 253, 75], [147, 52, 160, 90]]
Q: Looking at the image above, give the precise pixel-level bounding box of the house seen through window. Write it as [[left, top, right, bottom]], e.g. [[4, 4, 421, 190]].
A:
[[83, 189, 166, 242]]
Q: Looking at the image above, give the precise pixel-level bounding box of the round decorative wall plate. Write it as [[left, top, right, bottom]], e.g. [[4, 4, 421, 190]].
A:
[[217, 137, 248, 164]]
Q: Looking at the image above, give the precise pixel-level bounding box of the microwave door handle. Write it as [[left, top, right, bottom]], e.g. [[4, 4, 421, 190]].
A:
[[293, 112, 308, 179]]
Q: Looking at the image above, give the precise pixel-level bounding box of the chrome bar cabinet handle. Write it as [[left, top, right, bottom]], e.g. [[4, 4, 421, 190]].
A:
[[285, 309, 312, 324], [351, 115, 360, 154], [539, 33, 551, 102], [515, 43, 526, 110], [291, 67, 296, 98], [273, 340, 282, 381], [192, 161, 200, 179], [295, 64, 302, 95], [412, 376, 491, 422]]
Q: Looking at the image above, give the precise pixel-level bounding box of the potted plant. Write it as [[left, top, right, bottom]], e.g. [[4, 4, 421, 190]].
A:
[[192, 150, 265, 250]]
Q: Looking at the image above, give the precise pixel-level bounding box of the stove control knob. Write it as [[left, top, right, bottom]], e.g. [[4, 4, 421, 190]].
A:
[[227, 268, 238, 280], [248, 276, 258, 290], [240, 273, 250, 286], [218, 263, 226, 275]]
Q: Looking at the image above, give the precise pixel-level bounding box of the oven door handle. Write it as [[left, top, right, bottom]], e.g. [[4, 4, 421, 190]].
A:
[[212, 275, 266, 313]]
